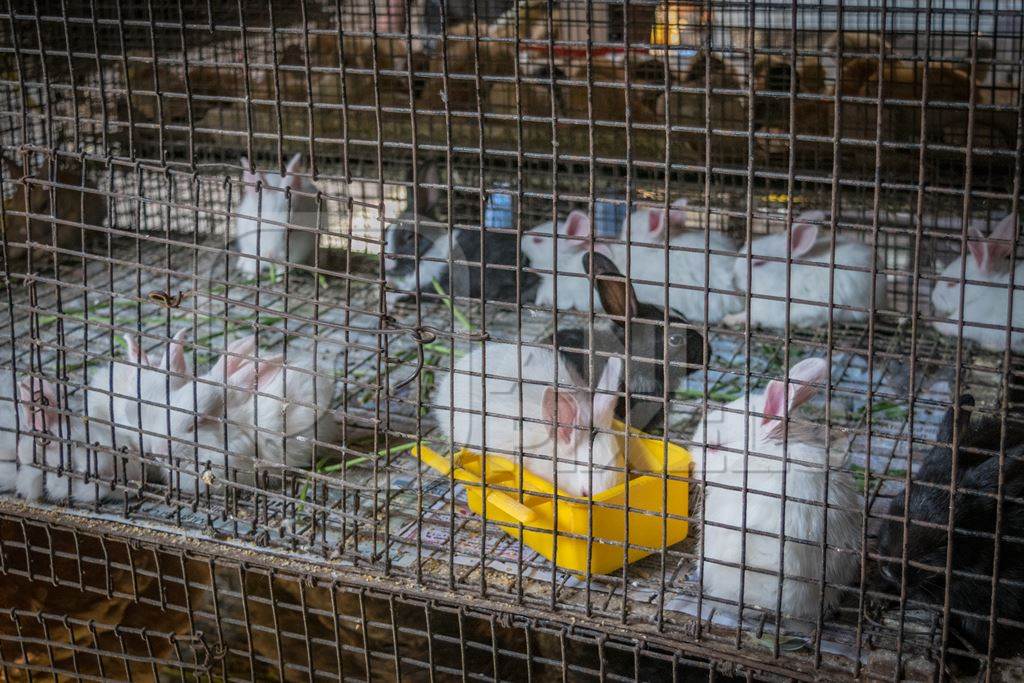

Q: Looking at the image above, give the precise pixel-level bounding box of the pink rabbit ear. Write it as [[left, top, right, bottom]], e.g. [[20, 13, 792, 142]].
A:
[[666, 198, 689, 231], [563, 210, 592, 252], [646, 208, 665, 238], [542, 386, 582, 447], [226, 353, 282, 393], [240, 157, 260, 186], [255, 355, 284, 389], [210, 336, 256, 382], [968, 216, 1016, 273], [160, 329, 189, 377], [123, 335, 151, 366], [17, 377, 58, 433], [761, 357, 829, 436], [790, 223, 818, 257], [967, 226, 991, 272]]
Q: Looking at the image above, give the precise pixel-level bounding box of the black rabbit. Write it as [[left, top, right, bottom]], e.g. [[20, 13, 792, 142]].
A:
[[382, 164, 535, 306], [546, 252, 706, 432], [877, 395, 1024, 666]]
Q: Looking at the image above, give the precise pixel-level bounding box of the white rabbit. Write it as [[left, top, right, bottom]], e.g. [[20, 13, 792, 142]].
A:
[[214, 341, 339, 469], [85, 330, 190, 443], [728, 220, 887, 328], [614, 199, 744, 324], [150, 337, 338, 493], [688, 357, 861, 620], [931, 213, 1024, 351], [14, 377, 144, 504], [235, 153, 320, 278], [0, 372, 20, 487], [433, 341, 624, 498], [522, 210, 613, 313]]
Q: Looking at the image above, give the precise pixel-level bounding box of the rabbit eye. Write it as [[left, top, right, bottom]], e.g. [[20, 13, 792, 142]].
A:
[[751, 260, 767, 268], [532, 236, 544, 244], [668, 334, 685, 347]]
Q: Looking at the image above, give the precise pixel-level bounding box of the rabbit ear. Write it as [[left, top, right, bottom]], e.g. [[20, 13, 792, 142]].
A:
[[542, 386, 582, 447], [414, 164, 441, 215], [226, 353, 283, 393], [563, 210, 592, 251], [285, 153, 306, 191], [18, 377, 58, 433], [124, 335, 151, 366], [586, 253, 639, 324], [762, 357, 829, 436], [646, 208, 666, 238], [285, 153, 303, 175], [666, 198, 689, 231], [991, 213, 1018, 241], [210, 336, 257, 382], [254, 356, 284, 390], [592, 355, 622, 426], [790, 223, 818, 257], [240, 157, 260, 187], [158, 329, 189, 378], [967, 217, 1016, 273]]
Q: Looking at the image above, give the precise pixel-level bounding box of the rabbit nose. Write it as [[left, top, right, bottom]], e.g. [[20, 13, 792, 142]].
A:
[[384, 258, 396, 272]]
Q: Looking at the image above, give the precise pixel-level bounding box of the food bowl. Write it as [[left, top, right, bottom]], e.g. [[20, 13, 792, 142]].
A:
[[413, 422, 691, 575]]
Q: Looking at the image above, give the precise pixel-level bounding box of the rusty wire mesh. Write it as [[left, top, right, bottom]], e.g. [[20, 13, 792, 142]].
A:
[[0, 0, 1023, 680]]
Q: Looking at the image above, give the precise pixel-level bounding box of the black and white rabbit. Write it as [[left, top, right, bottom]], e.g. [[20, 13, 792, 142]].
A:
[[877, 395, 1024, 663], [547, 252, 706, 432], [382, 164, 534, 306]]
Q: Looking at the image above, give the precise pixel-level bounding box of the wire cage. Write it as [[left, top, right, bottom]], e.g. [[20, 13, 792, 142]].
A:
[[1, 0, 1023, 680]]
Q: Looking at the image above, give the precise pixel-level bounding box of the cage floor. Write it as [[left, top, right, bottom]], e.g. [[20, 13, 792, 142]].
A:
[[1, 234, 1020, 678]]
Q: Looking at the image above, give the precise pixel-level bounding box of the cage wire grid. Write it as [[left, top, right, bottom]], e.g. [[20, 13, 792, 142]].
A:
[[0, 0, 1022, 680]]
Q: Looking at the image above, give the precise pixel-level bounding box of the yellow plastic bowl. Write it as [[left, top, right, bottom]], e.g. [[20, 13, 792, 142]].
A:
[[413, 421, 691, 575]]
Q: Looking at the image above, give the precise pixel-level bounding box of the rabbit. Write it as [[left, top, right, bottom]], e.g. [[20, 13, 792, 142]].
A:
[[546, 252, 706, 432], [235, 153, 320, 278], [433, 341, 624, 498], [208, 340, 339, 469], [523, 210, 615, 313], [13, 377, 144, 504], [0, 371, 20, 487], [727, 219, 887, 329], [688, 357, 861, 619], [931, 213, 1024, 352], [877, 395, 1024, 663], [85, 330, 191, 443], [148, 337, 338, 493], [383, 164, 535, 306], [614, 199, 744, 324]]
